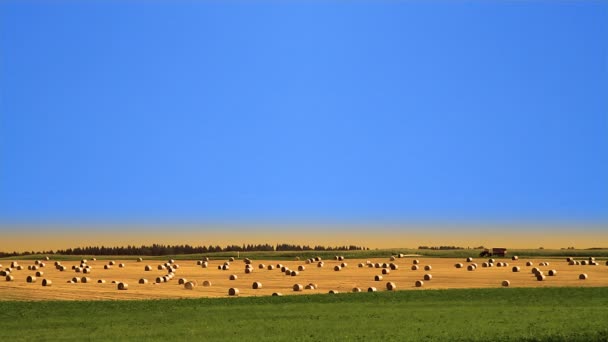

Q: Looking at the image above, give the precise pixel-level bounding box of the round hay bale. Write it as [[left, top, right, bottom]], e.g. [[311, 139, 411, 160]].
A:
[[466, 257, 473, 262], [35, 260, 41, 265], [358, 263, 364, 268], [390, 256, 396, 261], [307, 283, 318, 290], [386, 282, 396, 291], [548, 270, 557, 276], [229, 257, 235, 262], [334, 265, 341, 271], [59, 266, 66, 271], [424, 265, 432, 271], [512, 266, 521, 272], [145, 265, 152, 271], [502, 280, 510, 287], [341, 262, 348, 268], [137, 258, 143, 262], [374, 263, 381, 268], [413, 260, 419, 265], [293, 284, 303, 292], [202, 257, 209, 262], [374, 275, 383, 281], [415, 280, 424, 287], [455, 263, 464, 269], [222, 265, 230, 271], [267, 265, 275, 270], [229, 274, 238, 280], [467, 265, 476, 271], [579, 273, 588, 280], [328, 290, 338, 294], [298, 265, 305, 271], [290, 271, 299, 276], [245, 268, 253, 274], [97, 279, 106, 284], [280, 266, 288, 272], [367, 287, 377, 292], [304, 284, 314, 290], [197, 260, 203, 265], [272, 292, 282, 296], [202, 261, 209, 268], [108, 261, 115, 265], [158, 265, 165, 270], [566, 257, 573, 262], [104, 265, 111, 270], [569, 260, 576, 266], [117, 282, 128, 290], [382, 268, 390, 275], [482, 262, 489, 268], [581, 260, 588, 265], [42, 279, 52, 286], [135, 278, 147, 285], [156, 277, 164, 283], [26, 275, 36, 283], [605, 261, 608, 266], [83, 268, 91, 274], [81, 277, 92, 283], [526, 261, 533, 266], [411, 265, 419, 271], [488, 258, 495, 263], [35, 271, 43, 277], [352, 287, 362, 293], [71, 277, 80, 283], [16, 265, 23, 270], [338, 256, 344, 261], [10, 262, 19, 268], [184, 281, 196, 290], [6, 275, 14, 281], [118, 263, 125, 268], [258, 264, 266, 269], [389, 263, 398, 270], [536, 275, 546, 281], [75, 267, 82, 273], [252, 282, 262, 289], [202, 280, 211, 287], [424, 274, 432, 281]]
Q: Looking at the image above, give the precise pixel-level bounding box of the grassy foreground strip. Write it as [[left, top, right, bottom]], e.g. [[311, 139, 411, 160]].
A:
[[1, 287, 608, 341]]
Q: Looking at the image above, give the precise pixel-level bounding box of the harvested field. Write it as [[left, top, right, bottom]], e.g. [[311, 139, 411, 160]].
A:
[[0, 257, 606, 301]]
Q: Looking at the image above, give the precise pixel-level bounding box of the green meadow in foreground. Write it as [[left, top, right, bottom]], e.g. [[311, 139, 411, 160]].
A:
[[1, 287, 607, 341]]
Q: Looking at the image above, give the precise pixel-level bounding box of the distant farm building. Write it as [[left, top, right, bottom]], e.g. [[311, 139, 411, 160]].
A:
[[492, 248, 507, 257]]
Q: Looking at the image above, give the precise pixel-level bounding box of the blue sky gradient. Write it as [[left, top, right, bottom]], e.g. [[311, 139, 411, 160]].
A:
[[1, 1, 607, 224]]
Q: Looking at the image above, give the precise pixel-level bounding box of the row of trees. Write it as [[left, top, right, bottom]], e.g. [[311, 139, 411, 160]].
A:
[[418, 246, 465, 250], [0, 243, 367, 257]]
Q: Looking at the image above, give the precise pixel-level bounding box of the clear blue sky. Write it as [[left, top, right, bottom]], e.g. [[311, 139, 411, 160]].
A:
[[1, 1, 607, 224]]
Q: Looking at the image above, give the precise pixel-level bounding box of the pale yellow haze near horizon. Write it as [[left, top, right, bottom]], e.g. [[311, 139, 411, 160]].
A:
[[1, 224, 607, 252]]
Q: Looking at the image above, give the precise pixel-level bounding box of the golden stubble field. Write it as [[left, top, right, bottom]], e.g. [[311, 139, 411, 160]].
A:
[[1, 256, 607, 301]]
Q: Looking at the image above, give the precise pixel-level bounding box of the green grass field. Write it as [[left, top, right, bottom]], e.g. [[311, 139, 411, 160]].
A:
[[3, 248, 608, 261], [1, 287, 607, 341]]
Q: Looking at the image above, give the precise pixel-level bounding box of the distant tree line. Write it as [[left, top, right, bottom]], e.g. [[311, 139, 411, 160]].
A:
[[0, 243, 367, 257], [418, 246, 465, 250]]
